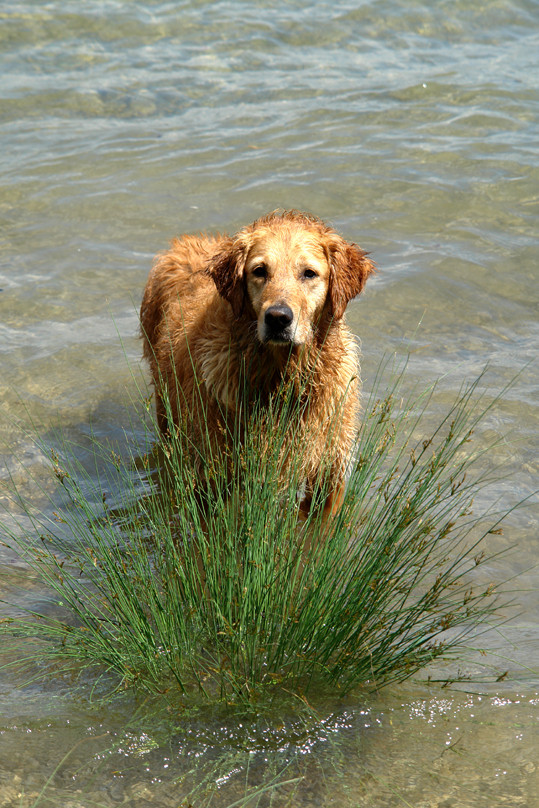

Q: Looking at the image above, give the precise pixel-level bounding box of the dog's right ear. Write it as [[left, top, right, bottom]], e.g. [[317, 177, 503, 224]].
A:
[[208, 237, 248, 318]]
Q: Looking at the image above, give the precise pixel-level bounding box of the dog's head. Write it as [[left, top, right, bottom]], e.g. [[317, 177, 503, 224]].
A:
[[209, 211, 375, 346]]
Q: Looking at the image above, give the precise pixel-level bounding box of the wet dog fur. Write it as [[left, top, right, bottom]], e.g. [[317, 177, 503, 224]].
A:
[[140, 210, 375, 515]]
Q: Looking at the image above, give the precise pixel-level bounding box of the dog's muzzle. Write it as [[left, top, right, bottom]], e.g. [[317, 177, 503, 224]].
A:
[[263, 303, 295, 343]]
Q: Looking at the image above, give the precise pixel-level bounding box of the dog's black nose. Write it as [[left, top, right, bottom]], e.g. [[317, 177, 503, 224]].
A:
[[264, 304, 294, 332]]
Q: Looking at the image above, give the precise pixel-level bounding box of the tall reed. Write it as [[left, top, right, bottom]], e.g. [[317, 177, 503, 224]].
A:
[[1, 357, 511, 704]]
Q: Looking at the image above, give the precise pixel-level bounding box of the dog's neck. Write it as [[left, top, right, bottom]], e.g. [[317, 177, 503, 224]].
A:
[[205, 312, 347, 412]]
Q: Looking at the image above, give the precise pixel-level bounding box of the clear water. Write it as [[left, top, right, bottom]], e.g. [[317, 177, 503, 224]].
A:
[[0, 1, 537, 805]]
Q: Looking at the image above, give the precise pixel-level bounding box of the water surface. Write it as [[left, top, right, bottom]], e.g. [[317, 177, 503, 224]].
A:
[[1, 1, 537, 805]]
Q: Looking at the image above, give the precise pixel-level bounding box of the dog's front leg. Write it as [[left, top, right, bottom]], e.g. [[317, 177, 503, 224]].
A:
[[300, 468, 346, 521]]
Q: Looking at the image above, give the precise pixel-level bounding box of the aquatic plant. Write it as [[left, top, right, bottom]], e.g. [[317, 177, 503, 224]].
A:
[[1, 357, 512, 705]]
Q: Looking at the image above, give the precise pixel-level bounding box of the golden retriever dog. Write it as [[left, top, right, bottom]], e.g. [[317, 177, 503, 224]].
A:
[[140, 210, 375, 515]]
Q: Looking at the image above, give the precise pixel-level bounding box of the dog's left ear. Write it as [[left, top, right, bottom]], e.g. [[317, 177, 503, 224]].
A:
[[208, 237, 248, 318], [326, 237, 375, 319]]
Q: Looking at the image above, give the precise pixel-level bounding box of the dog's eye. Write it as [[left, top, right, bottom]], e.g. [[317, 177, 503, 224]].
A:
[[252, 265, 267, 279], [303, 268, 318, 279]]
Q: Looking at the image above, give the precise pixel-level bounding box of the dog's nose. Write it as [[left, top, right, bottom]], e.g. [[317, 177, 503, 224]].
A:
[[264, 304, 294, 331]]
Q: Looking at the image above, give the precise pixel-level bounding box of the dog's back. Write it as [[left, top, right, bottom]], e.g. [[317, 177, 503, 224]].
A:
[[141, 234, 221, 356]]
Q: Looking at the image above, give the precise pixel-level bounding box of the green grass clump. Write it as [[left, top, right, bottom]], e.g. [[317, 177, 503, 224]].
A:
[[1, 358, 512, 704]]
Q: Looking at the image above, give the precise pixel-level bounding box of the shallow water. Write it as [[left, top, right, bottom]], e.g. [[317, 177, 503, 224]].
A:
[[1, 1, 538, 805]]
